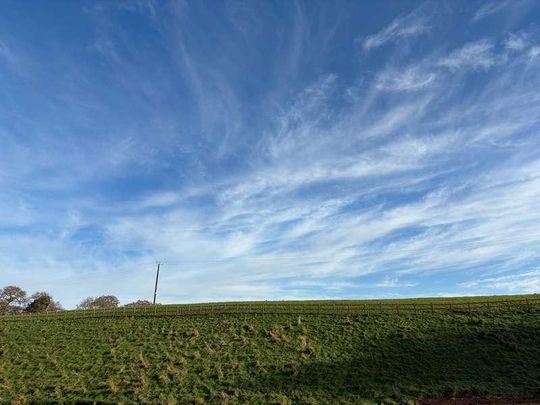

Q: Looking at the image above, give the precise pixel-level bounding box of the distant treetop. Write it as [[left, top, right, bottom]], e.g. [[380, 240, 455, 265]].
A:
[[78, 295, 120, 309], [124, 300, 153, 307]]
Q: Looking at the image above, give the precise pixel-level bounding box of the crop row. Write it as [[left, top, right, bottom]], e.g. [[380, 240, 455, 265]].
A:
[[1, 297, 539, 322]]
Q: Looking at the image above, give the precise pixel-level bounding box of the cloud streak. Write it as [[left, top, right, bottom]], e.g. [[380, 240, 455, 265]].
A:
[[0, 1, 539, 307], [360, 9, 429, 51], [437, 39, 497, 71], [472, 1, 511, 22]]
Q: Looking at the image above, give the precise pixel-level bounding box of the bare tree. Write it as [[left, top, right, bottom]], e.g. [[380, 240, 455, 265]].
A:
[[124, 300, 153, 307], [77, 295, 119, 309], [77, 297, 96, 309], [0, 286, 28, 315], [93, 295, 120, 308]]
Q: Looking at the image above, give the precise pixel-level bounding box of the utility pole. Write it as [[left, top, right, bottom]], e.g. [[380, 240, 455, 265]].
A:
[[153, 262, 162, 305]]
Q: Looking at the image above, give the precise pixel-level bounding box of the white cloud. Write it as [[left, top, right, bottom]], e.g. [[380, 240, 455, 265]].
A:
[[472, 1, 510, 22], [459, 270, 540, 294], [2, 2, 540, 307], [139, 192, 181, 209], [376, 67, 436, 91], [437, 39, 496, 71], [7, 39, 540, 305], [503, 31, 540, 63], [528, 46, 540, 61], [504, 31, 532, 51], [376, 275, 417, 288], [360, 11, 429, 51]]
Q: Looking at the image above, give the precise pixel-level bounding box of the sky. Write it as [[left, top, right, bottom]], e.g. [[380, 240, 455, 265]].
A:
[[1, 0, 540, 308]]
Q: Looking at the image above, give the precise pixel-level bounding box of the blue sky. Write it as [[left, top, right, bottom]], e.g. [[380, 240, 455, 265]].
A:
[[1, 0, 540, 308]]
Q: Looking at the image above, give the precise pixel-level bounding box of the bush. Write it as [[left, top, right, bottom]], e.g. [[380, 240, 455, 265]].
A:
[[25, 292, 62, 313]]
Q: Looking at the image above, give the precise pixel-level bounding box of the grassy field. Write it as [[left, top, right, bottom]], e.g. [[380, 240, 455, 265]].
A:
[[0, 295, 539, 404]]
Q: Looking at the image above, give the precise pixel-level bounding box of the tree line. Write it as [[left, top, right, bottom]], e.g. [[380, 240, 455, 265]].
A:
[[0, 285, 153, 315]]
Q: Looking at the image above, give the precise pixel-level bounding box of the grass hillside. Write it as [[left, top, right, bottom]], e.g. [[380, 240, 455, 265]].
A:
[[0, 296, 539, 404]]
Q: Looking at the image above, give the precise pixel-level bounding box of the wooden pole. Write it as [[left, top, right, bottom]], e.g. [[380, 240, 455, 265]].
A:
[[153, 262, 161, 305]]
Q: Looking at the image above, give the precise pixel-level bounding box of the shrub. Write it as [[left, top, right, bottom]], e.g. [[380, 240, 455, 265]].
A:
[[25, 292, 62, 313]]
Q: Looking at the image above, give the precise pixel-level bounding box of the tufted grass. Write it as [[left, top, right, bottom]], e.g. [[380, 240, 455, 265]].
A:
[[0, 297, 539, 404]]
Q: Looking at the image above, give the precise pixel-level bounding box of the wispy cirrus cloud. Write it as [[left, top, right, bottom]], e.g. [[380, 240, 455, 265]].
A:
[[375, 67, 436, 91], [376, 275, 418, 288], [528, 46, 540, 61], [459, 270, 540, 294], [472, 1, 511, 22], [504, 31, 533, 51], [437, 39, 497, 71], [360, 9, 430, 51], [1, 1, 540, 307], [85, 34, 540, 303]]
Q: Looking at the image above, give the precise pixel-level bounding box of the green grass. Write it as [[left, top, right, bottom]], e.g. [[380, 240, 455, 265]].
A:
[[0, 296, 539, 404]]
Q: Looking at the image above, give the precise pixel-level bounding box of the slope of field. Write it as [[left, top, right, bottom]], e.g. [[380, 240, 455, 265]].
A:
[[0, 296, 539, 404]]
